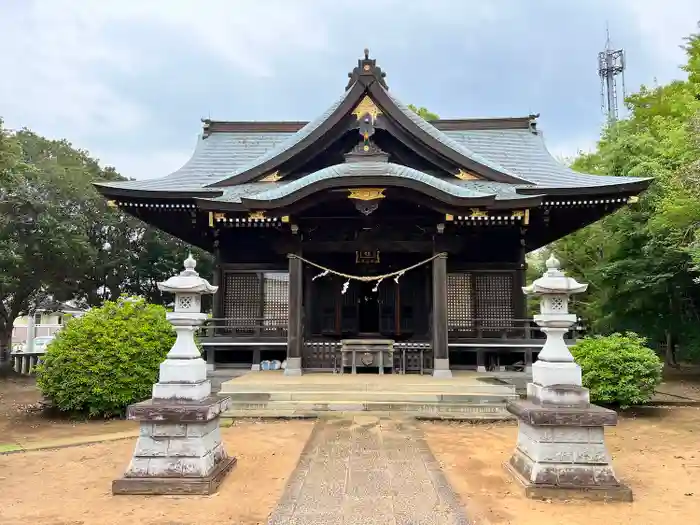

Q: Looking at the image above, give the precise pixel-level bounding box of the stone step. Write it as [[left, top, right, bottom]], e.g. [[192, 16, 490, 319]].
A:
[[341, 339, 394, 345], [222, 390, 516, 403], [221, 407, 514, 421], [220, 381, 515, 395], [224, 400, 514, 413], [339, 346, 393, 352]]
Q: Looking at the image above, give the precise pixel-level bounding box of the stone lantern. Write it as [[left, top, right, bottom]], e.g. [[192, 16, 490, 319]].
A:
[[504, 254, 631, 501], [113, 255, 235, 496]]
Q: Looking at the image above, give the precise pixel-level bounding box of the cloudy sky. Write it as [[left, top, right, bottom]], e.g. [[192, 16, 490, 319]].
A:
[[1, 0, 698, 180]]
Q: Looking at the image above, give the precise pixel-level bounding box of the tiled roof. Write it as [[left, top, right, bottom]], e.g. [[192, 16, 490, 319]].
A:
[[197, 177, 536, 205], [199, 163, 510, 204], [97, 114, 646, 196], [385, 89, 524, 180]]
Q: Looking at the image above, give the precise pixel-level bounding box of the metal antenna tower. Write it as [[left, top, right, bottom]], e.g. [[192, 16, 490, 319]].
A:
[[597, 25, 626, 122]]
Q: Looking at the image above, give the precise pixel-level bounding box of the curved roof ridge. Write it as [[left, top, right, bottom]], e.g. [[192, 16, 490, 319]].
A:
[[385, 89, 532, 183], [526, 130, 651, 187], [243, 162, 494, 202], [206, 89, 355, 186]]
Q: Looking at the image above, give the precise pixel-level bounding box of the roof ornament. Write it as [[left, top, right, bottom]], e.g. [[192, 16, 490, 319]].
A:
[[346, 48, 388, 91]]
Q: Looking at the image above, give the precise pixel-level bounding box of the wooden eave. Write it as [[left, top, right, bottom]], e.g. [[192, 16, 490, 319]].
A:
[[515, 178, 653, 197]]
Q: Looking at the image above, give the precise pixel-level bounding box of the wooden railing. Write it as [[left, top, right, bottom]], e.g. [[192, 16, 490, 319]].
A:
[[197, 317, 585, 342], [447, 318, 585, 341], [198, 318, 288, 339]]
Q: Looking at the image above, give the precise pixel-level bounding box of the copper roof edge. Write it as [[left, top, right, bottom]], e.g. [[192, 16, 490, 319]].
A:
[[201, 116, 536, 134]]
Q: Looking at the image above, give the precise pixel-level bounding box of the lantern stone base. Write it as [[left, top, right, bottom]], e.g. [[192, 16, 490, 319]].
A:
[[504, 388, 632, 502], [112, 396, 235, 496]]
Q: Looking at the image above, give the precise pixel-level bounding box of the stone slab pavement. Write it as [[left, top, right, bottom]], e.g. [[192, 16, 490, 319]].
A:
[[267, 416, 471, 525]]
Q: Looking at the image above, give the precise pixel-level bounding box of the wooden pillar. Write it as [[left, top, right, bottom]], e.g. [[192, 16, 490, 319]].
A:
[[432, 253, 452, 378], [285, 253, 303, 376], [513, 238, 527, 321], [211, 247, 223, 319]]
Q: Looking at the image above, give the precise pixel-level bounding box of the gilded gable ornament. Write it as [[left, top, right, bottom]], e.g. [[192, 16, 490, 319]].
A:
[[347, 188, 386, 201], [352, 96, 382, 124], [260, 171, 282, 182], [455, 169, 479, 181]]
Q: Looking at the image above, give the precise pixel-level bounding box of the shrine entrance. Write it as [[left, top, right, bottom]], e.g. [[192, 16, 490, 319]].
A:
[[357, 281, 380, 335]]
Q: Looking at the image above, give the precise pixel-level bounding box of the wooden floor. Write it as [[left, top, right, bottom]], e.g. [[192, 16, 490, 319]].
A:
[[221, 370, 515, 393]]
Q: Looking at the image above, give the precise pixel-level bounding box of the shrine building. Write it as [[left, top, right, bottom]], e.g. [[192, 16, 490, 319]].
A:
[[95, 51, 650, 376]]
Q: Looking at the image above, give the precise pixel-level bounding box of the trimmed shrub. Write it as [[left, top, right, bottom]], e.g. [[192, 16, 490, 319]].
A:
[[36, 297, 175, 417], [570, 332, 663, 408]]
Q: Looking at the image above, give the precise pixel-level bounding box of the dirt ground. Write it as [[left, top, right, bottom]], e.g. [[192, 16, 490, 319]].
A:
[[423, 407, 700, 525], [0, 376, 136, 444], [0, 420, 314, 525]]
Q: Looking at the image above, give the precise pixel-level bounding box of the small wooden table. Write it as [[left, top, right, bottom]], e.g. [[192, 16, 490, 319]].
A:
[[338, 339, 395, 374]]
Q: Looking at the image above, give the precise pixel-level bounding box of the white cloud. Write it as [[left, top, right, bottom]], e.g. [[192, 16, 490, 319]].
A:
[[0, 2, 143, 139], [1, 0, 699, 181], [618, 0, 699, 81], [547, 135, 599, 166], [95, 148, 193, 181], [0, 0, 334, 178]]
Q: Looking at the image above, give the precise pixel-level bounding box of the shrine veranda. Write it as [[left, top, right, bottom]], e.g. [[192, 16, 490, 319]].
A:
[[96, 51, 650, 376]]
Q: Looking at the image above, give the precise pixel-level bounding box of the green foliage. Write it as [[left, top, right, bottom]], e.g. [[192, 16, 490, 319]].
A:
[[408, 104, 439, 121], [35, 297, 175, 417], [0, 119, 212, 360], [550, 26, 700, 362], [571, 333, 663, 408]]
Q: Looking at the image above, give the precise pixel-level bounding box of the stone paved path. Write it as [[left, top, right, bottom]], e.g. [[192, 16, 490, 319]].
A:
[[267, 416, 471, 525]]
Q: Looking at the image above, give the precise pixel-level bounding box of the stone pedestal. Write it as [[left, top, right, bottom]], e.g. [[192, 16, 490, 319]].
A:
[[505, 386, 631, 501], [113, 255, 235, 496], [504, 255, 631, 501], [112, 397, 236, 495]]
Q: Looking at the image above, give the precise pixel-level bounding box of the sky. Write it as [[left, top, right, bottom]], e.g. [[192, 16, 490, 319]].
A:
[[1, 0, 699, 180]]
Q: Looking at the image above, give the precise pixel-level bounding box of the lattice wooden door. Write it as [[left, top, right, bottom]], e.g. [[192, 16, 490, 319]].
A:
[[474, 273, 514, 330], [223, 273, 261, 335], [447, 273, 474, 330]]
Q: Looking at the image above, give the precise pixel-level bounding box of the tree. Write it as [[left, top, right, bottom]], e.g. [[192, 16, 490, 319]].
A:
[[408, 104, 439, 121], [0, 124, 98, 361], [0, 122, 212, 364], [548, 26, 700, 364]]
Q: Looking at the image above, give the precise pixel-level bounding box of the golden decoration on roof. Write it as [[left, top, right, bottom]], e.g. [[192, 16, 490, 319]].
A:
[[208, 212, 227, 227], [470, 208, 488, 217], [260, 171, 282, 182], [248, 211, 266, 220], [455, 169, 479, 181], [347, 188, 386, 201], [352, 96, 382, 123], [628, 196, 639, 203]]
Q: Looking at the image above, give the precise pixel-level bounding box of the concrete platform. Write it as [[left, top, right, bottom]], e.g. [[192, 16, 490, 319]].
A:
[[219, 371, 518, 421]]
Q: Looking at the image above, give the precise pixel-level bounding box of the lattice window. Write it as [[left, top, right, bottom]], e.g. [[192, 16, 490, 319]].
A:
[[178, 296, 193, 310], [447, 273, 473, 329], [550, 297, 566, 312], [223, 273, 260, 334], [474, 273, 514, 329], [263, 272, 289, 327]]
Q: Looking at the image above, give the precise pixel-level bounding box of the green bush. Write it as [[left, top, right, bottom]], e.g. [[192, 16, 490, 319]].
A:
[[570, 332, 663, 408], [36, 297, 175, 417]]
